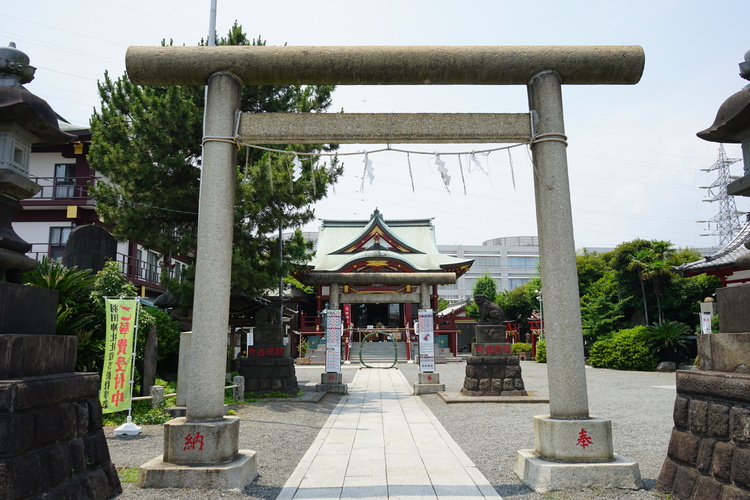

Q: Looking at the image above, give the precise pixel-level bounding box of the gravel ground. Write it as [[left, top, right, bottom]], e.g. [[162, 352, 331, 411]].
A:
[[108, 361, 676, 499]]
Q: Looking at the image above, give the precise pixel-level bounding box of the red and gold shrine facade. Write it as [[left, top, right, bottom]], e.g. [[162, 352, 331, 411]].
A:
[[295, 209, 473, 355]]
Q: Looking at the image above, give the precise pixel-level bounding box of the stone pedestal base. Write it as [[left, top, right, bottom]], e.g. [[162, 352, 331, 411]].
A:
[[0, 372, 122, 499], [515, 449, 642, 492], [163, 417, 239, 465], [534, 416, 613, 462], [657, 370, 750, 498], [516, 415, 642, 492], [461, 355, 527, 397], [138, 450, 257, 490], [316, 372, 348, 394], [413, 372, 445, 395], [0, 282, 58, 335], [236, 356, 298, 395]]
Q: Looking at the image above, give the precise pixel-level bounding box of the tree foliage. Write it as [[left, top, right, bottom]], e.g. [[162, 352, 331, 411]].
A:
[[473, 271, 497, 302], [580, 270, 628, 341], [88, 24, 342, 298]]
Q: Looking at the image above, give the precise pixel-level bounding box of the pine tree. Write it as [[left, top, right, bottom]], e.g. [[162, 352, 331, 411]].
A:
[[88, 23, 341, 300]]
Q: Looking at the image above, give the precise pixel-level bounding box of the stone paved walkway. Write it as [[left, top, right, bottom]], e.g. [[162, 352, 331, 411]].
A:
[[277, 367, 501, 499]]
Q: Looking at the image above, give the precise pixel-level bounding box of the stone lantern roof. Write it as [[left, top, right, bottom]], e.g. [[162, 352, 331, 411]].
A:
[[697, 86, 750, 143], [0, 42, 74, 146]]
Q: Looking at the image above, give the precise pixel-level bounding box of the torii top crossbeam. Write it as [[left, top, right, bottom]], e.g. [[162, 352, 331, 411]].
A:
[[126, 45, 644, 86]]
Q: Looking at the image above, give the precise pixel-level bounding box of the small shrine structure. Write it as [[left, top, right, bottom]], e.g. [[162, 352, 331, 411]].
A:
[[296, 208, 473, 356]]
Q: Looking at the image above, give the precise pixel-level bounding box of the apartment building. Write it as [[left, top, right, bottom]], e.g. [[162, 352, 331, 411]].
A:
[[14, 124, 183, 299]]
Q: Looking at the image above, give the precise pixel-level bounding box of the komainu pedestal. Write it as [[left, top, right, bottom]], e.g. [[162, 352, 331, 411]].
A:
[[461, 352, 528, 397]]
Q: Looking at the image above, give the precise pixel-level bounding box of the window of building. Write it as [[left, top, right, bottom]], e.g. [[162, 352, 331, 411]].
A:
[[49, 227, 72, 261], [508, 256, 539, 268], [472, 256, 502, 268], [145, 251, 160, 283], [54, 163, 76, 198], [509, 278, 531, 289]]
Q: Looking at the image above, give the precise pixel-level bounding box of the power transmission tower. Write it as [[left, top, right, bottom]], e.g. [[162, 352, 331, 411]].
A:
[[699, 144, 744, 250]]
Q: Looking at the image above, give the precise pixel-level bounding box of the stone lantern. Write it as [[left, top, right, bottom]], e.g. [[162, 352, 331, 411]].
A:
[[698, 49, 750, 196], [657, 49, 750, 499], [0, 42, 74, 282], [0, 44, 121, 498]]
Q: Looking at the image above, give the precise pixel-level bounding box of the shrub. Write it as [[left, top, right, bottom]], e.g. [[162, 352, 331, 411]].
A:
[[640, 321, 691, 362], [587, 326, 657, 371], [512, 342, 532, 355], [535, 340, 546, 363]]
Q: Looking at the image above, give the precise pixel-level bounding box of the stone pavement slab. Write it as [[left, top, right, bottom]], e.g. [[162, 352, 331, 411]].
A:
[[277, 368, 501, 499]]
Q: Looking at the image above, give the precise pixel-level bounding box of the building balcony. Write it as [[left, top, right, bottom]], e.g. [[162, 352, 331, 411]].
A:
[[25, 243, 178, 293], [22, 176, 98, 207]]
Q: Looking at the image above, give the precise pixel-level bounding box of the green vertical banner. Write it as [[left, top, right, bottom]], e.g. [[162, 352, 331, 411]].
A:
[[100, 298, 139, 414]]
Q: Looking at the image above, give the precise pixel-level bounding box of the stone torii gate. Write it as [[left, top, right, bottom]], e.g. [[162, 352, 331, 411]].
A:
[[127, 45, 645, 491]]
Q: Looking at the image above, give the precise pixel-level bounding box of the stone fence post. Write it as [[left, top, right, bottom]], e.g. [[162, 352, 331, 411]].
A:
[[233, 376, 245, 401], [149, 385, 164, 409]]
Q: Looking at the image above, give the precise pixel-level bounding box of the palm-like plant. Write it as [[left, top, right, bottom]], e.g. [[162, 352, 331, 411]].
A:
[[22, 257, 98, 336], [641, 321, 691, 363], [627, 248, 653, 325]]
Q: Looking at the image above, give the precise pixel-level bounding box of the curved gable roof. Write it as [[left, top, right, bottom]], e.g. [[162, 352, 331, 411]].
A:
[[308, 209, 473, 275]]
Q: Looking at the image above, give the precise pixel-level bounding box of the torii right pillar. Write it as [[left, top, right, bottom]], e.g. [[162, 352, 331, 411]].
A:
[[515, 70, 642, 491]]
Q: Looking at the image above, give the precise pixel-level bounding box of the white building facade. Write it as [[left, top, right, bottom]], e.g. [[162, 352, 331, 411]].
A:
[[437, 236, 540, 302]]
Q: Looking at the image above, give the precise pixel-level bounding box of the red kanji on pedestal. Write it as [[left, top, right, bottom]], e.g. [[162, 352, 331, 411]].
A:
[[184, 432, 205, 451], [577, 428, 593, 449]]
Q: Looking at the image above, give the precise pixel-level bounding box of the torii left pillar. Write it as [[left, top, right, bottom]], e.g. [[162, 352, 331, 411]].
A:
[[139, 72, 258, 489]]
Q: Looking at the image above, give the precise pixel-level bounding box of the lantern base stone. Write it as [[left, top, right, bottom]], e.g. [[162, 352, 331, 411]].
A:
[[515, 449, 642, 493], [138, 450, 257, 490]]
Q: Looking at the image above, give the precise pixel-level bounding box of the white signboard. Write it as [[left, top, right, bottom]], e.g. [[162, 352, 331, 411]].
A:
[[701, 312, 712, 335], [418, 309, 435, 373], [326, 309, 342, 373], [246, 327, 254, 347]]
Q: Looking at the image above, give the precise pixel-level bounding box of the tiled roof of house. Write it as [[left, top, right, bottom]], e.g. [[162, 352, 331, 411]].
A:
[[677, 218, 750, 274]]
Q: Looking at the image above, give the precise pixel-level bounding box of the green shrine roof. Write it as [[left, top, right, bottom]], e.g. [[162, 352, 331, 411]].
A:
[[306, 209, 473, 276]]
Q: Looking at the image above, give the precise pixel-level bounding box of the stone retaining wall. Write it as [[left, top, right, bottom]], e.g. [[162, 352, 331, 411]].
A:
[[657, 370, 750, 499]]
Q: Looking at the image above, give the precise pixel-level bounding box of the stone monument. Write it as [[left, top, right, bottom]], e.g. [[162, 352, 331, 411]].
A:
[[236, 301, 299, 395], [62, 224, 117, 274], [0, 42, 121, 499], [657, 50, 750, 500], [462, 295, 527, 396]]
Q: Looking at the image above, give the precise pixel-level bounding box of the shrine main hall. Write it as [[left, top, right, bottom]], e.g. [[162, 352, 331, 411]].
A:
[[295, 209, 474, 354]]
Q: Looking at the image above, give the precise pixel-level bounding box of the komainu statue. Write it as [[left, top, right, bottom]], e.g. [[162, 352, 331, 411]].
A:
[[474, 294, 505, 325]]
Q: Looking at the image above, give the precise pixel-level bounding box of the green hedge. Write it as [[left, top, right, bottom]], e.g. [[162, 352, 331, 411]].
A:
[[512, 342, 532, 355], [587, 326, 657, 371], [535, 340, 546, 363]]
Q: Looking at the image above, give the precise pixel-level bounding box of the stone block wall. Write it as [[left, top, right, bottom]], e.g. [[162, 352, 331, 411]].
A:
[[657, 370, 750, 499], [237, 357, 298, 395], [461, 355, 527, 397], [0, 372, 121, 500]]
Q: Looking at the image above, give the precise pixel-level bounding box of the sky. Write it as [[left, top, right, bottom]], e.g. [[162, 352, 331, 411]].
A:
[[4, 0, 750, 250]]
